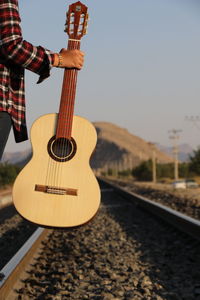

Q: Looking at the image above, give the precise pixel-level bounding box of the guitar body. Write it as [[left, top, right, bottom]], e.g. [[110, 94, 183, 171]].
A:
[[12, 113, 100, 227]]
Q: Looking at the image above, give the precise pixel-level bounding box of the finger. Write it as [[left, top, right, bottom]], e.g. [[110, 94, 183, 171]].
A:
[[60, 48, 66, 54], [77, 61, 83, 69]]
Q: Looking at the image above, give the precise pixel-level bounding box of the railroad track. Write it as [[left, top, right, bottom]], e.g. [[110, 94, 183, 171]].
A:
[[100, 178, 200, 241], [0, 179, 200, 299], [0, 228, 50, 300], [106, 178, 200, 221]]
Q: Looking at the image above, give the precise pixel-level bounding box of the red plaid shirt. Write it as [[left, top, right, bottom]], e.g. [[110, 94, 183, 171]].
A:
[[0, 0, 54, 142]]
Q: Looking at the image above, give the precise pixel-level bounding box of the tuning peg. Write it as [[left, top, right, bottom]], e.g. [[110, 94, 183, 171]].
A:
[[83, 28, 88, 35]]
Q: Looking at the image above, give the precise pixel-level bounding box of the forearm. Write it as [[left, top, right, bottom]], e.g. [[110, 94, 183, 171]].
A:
[[0, 0, 84, 76], [1, 37, 54, 73], [0, 0, 53, 74]]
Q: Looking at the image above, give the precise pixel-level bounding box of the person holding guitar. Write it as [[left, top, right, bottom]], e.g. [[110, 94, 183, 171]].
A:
[[0, 0, 84, 160]]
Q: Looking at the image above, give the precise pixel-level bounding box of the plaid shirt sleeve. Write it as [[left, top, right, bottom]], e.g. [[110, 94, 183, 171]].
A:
[[0, 0, 55, 83]]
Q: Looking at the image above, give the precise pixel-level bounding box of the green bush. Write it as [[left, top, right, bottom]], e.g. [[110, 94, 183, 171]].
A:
[[132, 160, 190, 181], [132, 160, 152, 181], [189, 148, 200, 175], [0, 163, 21, 186]]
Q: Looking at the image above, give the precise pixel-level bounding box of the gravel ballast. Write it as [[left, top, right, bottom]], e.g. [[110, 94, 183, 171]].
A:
[[14, 184, 200, 300], [107, 178, 200, 221], [0, 204, 37, 269]]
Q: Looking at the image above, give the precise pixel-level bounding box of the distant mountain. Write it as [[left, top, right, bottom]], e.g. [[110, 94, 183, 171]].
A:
[[156, 143, 194, 162], [90, 122, 173, 171], [2, 122, 175, 170], [2, 149, 32, 166]]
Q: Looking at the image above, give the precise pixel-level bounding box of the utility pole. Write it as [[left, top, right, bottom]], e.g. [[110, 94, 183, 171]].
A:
[[169, 129, 182, 181], [148, 142, 157, 184]]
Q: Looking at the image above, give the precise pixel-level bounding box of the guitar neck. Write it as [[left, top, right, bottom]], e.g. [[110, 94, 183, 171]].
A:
[[56, 39, 80, 139]]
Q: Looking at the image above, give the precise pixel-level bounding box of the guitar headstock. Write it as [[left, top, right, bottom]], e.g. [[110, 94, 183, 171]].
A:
[[65, 1, 88, 40]]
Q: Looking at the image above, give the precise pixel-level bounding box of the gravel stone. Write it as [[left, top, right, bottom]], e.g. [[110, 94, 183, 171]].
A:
[[0, 204, 37, 268], [1, 181, 200, 299]]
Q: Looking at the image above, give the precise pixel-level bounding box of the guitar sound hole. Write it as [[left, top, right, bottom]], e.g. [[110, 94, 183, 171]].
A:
[[48, 136, 76, 162]]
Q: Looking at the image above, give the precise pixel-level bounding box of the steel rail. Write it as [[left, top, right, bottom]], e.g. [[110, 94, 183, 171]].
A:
[[0, 227, 50, 299], [99, 178, 200, 241]]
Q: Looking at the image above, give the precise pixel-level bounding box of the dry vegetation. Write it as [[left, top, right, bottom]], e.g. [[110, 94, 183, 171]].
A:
[[134, 181, 200, 203], [108, 176, 200, 203], [0, 185, 12, 197]]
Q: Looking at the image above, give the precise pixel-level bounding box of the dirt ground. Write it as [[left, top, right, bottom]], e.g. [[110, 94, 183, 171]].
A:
[[108, 177, 200, 203], [135, 182, 200, 201], [134, 181, 200, 201], [0, 185, 12, 197]]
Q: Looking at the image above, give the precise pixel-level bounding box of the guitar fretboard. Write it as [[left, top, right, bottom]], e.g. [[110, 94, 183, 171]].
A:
[[56, 40, 80, 139]]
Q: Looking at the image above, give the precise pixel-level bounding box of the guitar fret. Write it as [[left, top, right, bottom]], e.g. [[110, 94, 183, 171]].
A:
[[68, 38, 80, 42]]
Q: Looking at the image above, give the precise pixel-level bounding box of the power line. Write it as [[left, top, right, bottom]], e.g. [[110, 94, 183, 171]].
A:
[[185, 115, 200, 131]]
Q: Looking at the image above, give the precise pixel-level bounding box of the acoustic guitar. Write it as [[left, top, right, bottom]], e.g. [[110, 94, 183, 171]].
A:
[[12, 1, 100, 227]]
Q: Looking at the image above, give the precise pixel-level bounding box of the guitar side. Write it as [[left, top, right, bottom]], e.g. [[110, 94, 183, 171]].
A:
[[12, 113, 101, 227]]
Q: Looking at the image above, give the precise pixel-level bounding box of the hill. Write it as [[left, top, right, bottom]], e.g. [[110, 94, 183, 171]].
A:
[[2, 122, 173, 171], [90, 122, 173, 171], [2, 149, 32, 166]]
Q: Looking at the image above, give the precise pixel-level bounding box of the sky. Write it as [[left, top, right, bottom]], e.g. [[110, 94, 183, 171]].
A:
[[4, 0, 200, 153]]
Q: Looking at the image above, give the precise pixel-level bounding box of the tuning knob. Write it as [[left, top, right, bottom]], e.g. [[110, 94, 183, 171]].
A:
[[83, 28, 88, 35]]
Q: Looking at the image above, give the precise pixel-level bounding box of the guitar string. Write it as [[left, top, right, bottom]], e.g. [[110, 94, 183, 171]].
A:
[[60, 41, 74, 192], [45, 70, 64, 191], [60, 40, 78, 193], [46, 62, 69, 191], [51, 32, 69, 193], [71, 66, 78, 194], [55, 38, 77, 191], [67, 67, 77, 193], [59, 66, 73, 191], [46, 65, 66, 190], [54, 68, 68, 190], [55, 70, 67, 191], [45, 40, 79, 194], [58, 40, 79, 193], [45, 76, 63, 191], [57, 40, 76, 192], [57, 67, 72, 191], [70, 41, 80, 183]]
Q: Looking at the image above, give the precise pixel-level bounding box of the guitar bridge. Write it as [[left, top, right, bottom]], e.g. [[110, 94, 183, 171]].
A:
[[35, 184, 78, 196]]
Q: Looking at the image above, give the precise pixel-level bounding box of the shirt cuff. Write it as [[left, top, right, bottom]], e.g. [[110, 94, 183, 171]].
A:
[[37, 50, 54, 84]]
